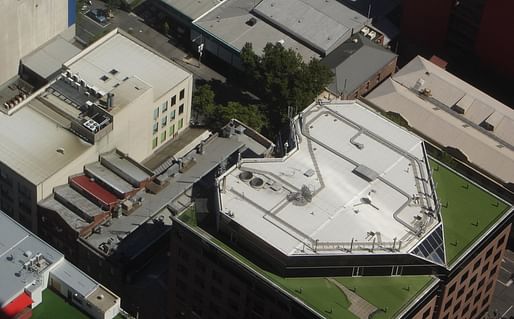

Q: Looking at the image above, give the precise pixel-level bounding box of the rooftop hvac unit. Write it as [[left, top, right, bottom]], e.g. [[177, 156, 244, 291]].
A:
[[65, 70, 72, 77], [83, 119, 100, 133], [360, 26, 370, 36], [367, 31, 377, 40], [72, 74, 79, 82]]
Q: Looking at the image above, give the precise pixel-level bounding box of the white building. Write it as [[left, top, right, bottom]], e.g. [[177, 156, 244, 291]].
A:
[[0, 29, 193, 232], [0, 211, 120, 319], [216, 100, 444, 269]]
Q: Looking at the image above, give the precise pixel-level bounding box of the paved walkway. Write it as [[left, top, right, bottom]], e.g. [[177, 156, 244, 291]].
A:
[[328, 278, 378, 319]]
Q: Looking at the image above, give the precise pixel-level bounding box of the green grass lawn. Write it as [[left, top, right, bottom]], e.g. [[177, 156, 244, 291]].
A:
[[336, 276, 434, 318], [429, 159, 510, 266], [32, 289, 89, 319], [179, 208, 435, 319]]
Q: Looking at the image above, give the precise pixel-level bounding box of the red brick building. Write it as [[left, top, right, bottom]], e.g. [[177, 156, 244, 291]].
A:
[[401, 0, 514, 76]]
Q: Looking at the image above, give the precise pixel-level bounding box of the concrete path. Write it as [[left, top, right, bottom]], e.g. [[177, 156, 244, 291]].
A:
[[328, 278, 378, 319]]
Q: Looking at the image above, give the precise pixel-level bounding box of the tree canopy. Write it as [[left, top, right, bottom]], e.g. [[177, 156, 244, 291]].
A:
[[240, 42, 333, 132], [192, 85, 266, 132]]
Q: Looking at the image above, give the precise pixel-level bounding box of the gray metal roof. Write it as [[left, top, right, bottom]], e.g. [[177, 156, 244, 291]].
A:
[[53, 185, 103, 221], [100, 151, 152, 187], [84, 162, 135, 197], [51, 260, 98, 297], [38, 196, 90, 233], [194, 0, 318, 61], [322, 34, 397, 95], [0, 212, 64, 307], [253, 0, 368, 55], [22, 36, 81, 79], [159, 0, 221, 20], [84, 137, 244, 257]]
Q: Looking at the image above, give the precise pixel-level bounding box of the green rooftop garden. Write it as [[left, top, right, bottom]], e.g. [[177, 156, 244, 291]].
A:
[[178, 209, 436, 318], [429, 158, 511, 267], [32, 289, 89, 319]]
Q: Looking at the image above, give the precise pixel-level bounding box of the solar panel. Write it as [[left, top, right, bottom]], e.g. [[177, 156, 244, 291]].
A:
[[411, 224, 446, 266]]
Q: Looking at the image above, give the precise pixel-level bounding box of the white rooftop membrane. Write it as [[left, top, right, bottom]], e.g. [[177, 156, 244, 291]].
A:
[[218, 101, 440, 257]]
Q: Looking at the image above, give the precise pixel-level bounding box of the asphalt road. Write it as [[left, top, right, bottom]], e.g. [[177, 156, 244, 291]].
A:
[[487, 249, 514, 319], [76, 0, 225, 83]]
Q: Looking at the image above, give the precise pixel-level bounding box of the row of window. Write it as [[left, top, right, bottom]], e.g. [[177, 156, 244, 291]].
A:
[[152, 119, 184, 149], [153, 89, 185, 120]]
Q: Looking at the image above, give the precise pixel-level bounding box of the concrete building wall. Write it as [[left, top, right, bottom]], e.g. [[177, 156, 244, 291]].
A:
[[149, 74, 193, 153], [0, 0, 71, 84], [436, 224, 511, 319]]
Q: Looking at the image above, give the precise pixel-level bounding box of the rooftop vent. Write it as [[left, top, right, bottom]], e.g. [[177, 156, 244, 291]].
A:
[[109, 69, 118, 75], [239, 171, 253, 182], [249, 177, 264, 188], [100, 75, 109, 82], [287, 185, 313, 206], [246, 17, 257, 26], [23, 251, 32, 258]]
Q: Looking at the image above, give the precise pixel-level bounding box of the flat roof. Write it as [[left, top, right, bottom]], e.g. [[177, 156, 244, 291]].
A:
[[70, 175, 119, 208], [430, 159, 512, 268], [100, 151, 152, 186], [0, 213, 64, 307], [83, 137, 244, 256], [159, 0, 220, 20], [38, 196, 90, 233], [218, 100, 439, 257], [194, 0, 319, 61], [67, 31, 191, 100], [22, 35, 81, 79], [322, 34, 397, 95], [51, 261, 98, 297], [253, 0, 367, 55], [366, 56, 514, 186], [178, 207, 439, 318], [0, 98, 91, 185], [84, 162, 135, 197]]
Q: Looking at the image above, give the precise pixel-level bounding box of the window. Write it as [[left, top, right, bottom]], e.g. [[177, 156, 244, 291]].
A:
[[170, 109, 176, 120], [161, 130, 167, 143], [444, 299, 452, 310], [470, 274, 477, 286], [422, 308, 431, 319], [493, 251, 502, 262], [460, 271, 469, 283], [485, 247, 494, 258], [180, 89, 185, 100], [178, 118, 184, 130], [497, 235, 506, 248], [153, 122, 158, 134], [153, 107, 159, 120], [466, 290, 473, 300], [162, 101, 168, 113], [462, 304, 470, 314], [171, 95, 177, 106], [169, 124, 175, 137], [152, 137, 158, 149], [179, 104, 184, 114], [447, 283, 456, 295], [454, 301, 461, 311], [473, 259, 481, 271], [474, 293, 481, 305], [161, 116, 167, 127], [457, 287, 465, 297]]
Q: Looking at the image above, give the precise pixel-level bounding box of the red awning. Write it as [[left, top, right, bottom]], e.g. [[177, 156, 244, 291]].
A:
[[1, 292, 32, 318]]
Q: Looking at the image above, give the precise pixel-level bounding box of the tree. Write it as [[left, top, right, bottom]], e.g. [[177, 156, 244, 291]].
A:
[[240, 42, 333, 134], [214, 102, 266, 132], [192, 84, 216, 121]]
